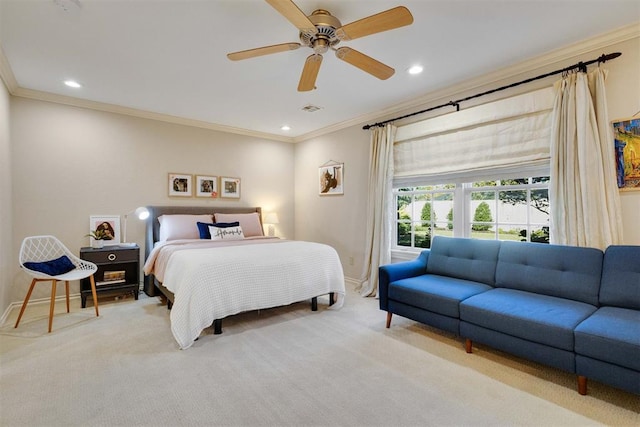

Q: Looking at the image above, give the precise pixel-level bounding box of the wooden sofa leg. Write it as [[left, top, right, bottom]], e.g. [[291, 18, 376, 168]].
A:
[[578, 376, 587, 395], [465, 339, 473, 353], [386, 312, 392, 328], [311, 297, 318, 311]]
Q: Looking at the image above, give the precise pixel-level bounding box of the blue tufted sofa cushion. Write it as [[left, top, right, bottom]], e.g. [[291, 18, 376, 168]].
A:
[[427, 236, 501, 286], [575, 306, 640, 371], [460, 288, 597, 351], [495, 241, 603, 306], [599, 245, 640, 310]]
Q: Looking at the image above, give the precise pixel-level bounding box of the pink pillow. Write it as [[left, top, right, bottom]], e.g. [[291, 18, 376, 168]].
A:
[[213, 212, 263, 237], [158, 214, 213, 241]]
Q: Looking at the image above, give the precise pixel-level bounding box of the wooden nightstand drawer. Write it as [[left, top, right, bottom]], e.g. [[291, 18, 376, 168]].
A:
[[81, 247, 139, 264]]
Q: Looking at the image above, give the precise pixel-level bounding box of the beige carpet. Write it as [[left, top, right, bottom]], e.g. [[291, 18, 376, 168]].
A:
[[1, 286, 638, 427]]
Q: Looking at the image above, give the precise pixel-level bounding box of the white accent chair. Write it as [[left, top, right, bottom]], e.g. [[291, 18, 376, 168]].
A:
[[16, 235, 99, 332]]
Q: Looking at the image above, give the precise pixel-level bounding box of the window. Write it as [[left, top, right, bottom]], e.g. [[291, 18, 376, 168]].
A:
[[393, 176, 549, 251]]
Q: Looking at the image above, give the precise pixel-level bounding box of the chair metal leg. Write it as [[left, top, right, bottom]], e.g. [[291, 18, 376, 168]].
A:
[[65, 281, 70, 313], [48, 280, 57, 333], [89, 274, 99, 317], [14, 278, 37, 328]]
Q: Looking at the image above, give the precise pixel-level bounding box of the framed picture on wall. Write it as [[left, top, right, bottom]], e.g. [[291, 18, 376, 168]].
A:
[[88, 215, 121, 246], [612, 117, 640, 191], [195, 175, 218, 198], [220, 177, 241, 199], [168, 173, 192, 197], [319, 163, 344, 195]]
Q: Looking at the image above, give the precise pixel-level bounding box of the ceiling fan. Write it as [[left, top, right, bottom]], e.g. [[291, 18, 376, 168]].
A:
[[227, 0, 414, 91]]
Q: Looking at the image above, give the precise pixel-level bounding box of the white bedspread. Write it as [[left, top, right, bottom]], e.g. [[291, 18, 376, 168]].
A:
[[157, 240, 345, 349]]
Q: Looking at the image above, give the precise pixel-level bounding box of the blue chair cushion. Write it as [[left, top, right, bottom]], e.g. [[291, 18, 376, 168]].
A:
[[389, 274, 492, 318], [24, 255, 75, 276], [496, 241, 603, 306], [575, 306, 640, 371], [427, 236, 501, 286], [196, 221, 240, 239], [599, 246, 640, 310], [460, 288, 597, 351]]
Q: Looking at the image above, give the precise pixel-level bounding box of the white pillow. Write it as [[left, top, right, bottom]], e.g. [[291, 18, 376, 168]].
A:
[[213, 212, 264, 237], [209, 225, 244, 241], [158, 214, 213, 241]]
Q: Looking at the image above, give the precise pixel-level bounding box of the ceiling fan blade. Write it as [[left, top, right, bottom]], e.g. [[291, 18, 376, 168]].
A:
[[336, 6, 413, 41], [335, 47, 394, 80], [227, 43, 301, 61], [265, 0, 317, 37], [298, 54, 323, 92]]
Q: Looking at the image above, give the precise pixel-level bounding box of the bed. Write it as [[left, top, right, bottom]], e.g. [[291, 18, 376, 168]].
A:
[[142, 206, 345, 349]]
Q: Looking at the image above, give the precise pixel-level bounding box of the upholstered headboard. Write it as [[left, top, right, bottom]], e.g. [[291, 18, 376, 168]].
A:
[[143, 205, 262, 296]]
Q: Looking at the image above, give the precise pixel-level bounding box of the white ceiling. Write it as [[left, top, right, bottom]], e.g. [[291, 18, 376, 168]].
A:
[[1, 0, 639, 141]]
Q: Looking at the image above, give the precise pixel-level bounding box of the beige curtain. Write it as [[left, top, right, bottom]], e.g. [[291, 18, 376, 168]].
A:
[[358, 124, 396, 297], [549, 68, 623, 249]]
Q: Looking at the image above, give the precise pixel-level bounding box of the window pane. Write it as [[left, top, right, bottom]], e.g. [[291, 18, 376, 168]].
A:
[[530, 226, 550, 243], [501, 178, 528, 185], [473, 180, 498, 187], [415, 222, 431, 248], [532, 176, 550, 184], [498, 190, 527, 223], [530, 189, 550, 216], [471, 191, 495, 201], [397, 222, 412, 247]]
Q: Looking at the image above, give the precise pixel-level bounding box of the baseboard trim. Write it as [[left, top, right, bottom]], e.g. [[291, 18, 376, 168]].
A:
[[0, 293, 81, 327]]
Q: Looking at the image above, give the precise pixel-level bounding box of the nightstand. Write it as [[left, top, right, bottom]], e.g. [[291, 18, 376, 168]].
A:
[[79, 245, 140, 307]]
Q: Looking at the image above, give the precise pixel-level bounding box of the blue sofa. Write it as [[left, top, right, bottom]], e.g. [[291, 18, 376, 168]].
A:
[[379, 236, 639, 395]]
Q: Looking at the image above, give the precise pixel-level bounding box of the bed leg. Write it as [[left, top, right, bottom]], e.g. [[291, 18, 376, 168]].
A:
[[311, 297, 318, 311], [213, 319, 222, 335], [329, 292, 335, 306]]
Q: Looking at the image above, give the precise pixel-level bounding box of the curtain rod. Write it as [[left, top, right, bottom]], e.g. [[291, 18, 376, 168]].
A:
[[362, 52, 622, 130]]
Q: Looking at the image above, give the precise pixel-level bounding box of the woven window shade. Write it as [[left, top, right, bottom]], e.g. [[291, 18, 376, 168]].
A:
[[394, 87, 555, 186]]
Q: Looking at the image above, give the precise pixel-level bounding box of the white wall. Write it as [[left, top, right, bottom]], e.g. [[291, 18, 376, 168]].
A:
[[0, 78, 11, 314], [9, 98, 295, 304], [295, 35, 640, 276], [294, 125, 370, 281]]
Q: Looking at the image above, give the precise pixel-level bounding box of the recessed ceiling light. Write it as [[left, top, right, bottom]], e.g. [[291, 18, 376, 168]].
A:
[[64, 80, 82, 88], [408, 65, 423, 75], [281, 125, 291, 131]]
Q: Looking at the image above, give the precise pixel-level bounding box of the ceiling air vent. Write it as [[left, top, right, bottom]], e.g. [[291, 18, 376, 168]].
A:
[[301, 105, 322, 113]]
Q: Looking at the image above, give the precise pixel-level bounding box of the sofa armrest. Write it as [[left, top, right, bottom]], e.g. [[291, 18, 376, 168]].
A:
[[379, 250, 430, 310]]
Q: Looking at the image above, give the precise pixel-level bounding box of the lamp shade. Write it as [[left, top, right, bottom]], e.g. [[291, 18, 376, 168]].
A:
[[134, 206, 150, 220], [263, 213, 279, 224]]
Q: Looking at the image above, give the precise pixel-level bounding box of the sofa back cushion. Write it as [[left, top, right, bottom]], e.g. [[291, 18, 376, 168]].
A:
[[496, 241, 603, 305], [426, 236, 501, 286], [600, 245, 640, 310]]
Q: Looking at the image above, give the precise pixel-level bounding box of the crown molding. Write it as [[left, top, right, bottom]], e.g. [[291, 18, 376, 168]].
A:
[[2, 23, 638, 144], [11, 86, 295, 143], [0, 42, 18, 93]]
